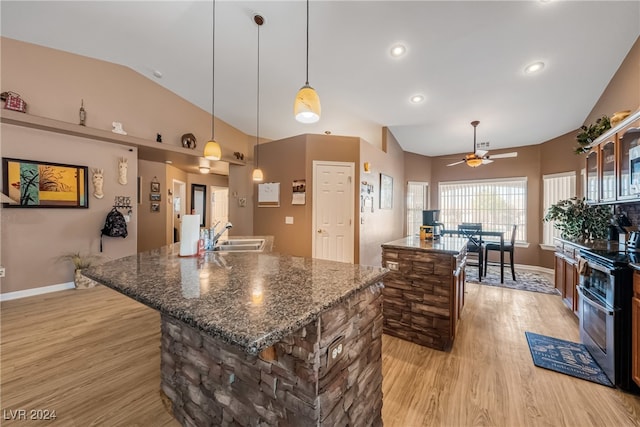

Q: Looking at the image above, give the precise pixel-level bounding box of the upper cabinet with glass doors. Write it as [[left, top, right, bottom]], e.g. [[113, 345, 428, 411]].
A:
[[618, 118, 640, 200], [599, 138, 616, 201], [583, 109, 640, 204]]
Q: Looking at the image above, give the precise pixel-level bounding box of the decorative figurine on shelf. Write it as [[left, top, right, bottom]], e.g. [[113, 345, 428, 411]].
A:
[[118, 157, 128, 185], [79, 99, 86, 126], [181, 133, 197, 149], [112, 122, 127, 135], [91, 168, 104, 199], [156, 133, 162, 143]]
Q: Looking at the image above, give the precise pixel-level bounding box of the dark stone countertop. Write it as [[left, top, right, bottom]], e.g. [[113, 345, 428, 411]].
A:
[[82, 237, 388, 355], [381, 235, 468, 255], [556, 237, 623, 252]]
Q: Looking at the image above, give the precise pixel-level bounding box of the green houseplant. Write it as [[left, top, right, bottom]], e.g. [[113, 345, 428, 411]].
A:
[[575, 115, 611, 154], [58, 252, 101, 289], [543, 197, 611, 241]]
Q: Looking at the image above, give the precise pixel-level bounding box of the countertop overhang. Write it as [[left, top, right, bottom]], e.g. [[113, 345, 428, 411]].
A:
[[82, 240, 388, 355], [382, 235, 469, 254]]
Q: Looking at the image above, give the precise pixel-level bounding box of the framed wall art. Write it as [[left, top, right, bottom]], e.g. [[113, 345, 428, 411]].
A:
[[150, 181, 160, 193], [379, 173, 393, 210], [2, 157, 89, 208]]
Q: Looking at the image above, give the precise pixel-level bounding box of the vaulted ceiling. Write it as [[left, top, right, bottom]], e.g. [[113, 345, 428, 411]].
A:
[[1, 1, 639, 157]]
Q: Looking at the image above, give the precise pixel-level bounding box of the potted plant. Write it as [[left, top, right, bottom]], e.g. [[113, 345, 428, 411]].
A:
[[58, 252, 101, 289], [575, 115, 611, 154], [543, 197, 612, 241]]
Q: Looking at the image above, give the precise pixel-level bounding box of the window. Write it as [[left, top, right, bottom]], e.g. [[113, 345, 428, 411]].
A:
[[542, 172, 576, 246], [439, 178, 527, 242], [406, 181, 428, 236]]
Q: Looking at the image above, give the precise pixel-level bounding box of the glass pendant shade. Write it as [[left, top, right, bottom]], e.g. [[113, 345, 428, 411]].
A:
[[204, 139, 222, 160], [294, 84, 321, 123], [252, 168, 264, 182]]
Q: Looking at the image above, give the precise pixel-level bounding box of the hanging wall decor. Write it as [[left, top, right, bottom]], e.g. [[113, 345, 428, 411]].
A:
[[379, 173, 393, 210], [118, 157, 128, 185], [91, 168, 104, 199], [2, 158, 89, 208]]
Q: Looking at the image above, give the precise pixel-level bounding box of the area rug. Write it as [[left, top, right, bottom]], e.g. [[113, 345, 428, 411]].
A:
[[465, 265, 560, 295], [525, 331, 613, 387]]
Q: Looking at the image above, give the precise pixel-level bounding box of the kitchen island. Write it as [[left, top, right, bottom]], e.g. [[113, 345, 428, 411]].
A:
[[381, 236, 468, 351], [82, 240, 388, 426]]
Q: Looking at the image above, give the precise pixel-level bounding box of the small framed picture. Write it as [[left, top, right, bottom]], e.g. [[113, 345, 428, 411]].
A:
[[150, 193, 161, 201], [150, 182, 160, 193], [150, 203, 160, 212]]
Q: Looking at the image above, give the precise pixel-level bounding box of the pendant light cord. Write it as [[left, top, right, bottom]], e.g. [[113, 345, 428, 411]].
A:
[[256, 21, 260, 168], [305, 0, 309, 85], [211, 0, 216, 140]]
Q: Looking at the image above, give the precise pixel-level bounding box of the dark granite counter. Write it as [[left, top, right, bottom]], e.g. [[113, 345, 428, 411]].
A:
[[381, 235, 469, 255], [556, 237, 622, 252], [82, 238, 388, 355]]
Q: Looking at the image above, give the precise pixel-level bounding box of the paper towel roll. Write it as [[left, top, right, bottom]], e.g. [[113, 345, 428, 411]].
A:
[[179, 214, 201, 256]]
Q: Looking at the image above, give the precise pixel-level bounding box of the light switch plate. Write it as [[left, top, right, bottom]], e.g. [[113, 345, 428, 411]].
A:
[[285, 216, 294, 224]]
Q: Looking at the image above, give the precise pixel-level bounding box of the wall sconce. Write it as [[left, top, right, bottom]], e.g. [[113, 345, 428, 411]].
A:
[[364, 162, 371, 173]]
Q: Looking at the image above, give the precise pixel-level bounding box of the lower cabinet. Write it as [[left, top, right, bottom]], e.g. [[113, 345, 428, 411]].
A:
[[554, 240, 579, 315], [633, 271, 640, 388]]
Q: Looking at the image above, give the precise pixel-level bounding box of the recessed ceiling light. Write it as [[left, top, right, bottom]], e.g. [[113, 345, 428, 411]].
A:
[[410, 94, 425, 104], [165, 160, 172, 164], [390, 44, 406, 58], [524, 61, 545, 74]]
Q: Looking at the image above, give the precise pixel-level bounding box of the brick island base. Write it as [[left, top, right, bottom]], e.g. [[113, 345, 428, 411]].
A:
[[160, 283, 384, 426]]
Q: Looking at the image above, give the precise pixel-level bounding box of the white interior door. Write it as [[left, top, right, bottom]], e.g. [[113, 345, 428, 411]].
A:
[[172, 180, 185, 243], [312, 161, 354, 263], [210, 187, 229, 227]]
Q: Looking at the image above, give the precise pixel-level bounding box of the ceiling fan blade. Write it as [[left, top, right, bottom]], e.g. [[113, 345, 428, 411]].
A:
[[490, 152, 518, 159], [482, 159, 494, 164], [475, 149, 488, 158], [447, 160, 465, 166]]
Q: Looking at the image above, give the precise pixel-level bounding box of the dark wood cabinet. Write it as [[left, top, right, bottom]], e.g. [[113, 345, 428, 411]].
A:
[[633, 271, 640, 388], [554, 239, 579, 315]]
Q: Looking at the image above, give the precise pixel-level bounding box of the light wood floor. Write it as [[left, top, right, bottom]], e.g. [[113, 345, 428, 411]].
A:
[[2, 283, 640, 426]]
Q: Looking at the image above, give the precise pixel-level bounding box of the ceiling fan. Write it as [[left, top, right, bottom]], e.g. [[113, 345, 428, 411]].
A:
[[447, 120, 518, 167]]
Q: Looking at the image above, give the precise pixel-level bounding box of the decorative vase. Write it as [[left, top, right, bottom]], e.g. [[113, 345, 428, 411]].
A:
[[74, 269, 96, 289]]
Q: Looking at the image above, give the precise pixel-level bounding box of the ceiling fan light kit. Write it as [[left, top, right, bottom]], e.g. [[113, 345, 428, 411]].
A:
[[294, 0, 321, 124], [447, 120, 517, 167]]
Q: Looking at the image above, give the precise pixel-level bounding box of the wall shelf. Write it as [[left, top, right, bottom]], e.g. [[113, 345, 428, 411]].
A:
[[0, 109, 245, 174]]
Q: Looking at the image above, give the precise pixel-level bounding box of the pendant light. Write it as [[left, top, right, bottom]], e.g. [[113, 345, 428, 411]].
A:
[[294, 0, 321, 123], [252, 14, 264, 182], [204, 0, 222, 161]]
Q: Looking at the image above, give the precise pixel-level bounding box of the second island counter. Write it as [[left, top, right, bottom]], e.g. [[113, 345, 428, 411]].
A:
[[381, 236, 469, 351]]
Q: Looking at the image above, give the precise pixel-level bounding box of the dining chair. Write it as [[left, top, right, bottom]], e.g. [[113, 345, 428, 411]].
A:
[[458, 223, 483, 280], [484, 224, 517, 281]]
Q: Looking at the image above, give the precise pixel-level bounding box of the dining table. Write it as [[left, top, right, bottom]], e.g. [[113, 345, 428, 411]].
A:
[[441, 228, 506, 283]]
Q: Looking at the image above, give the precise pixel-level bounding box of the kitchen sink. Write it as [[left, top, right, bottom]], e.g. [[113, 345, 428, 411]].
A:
[[212, 239, 265, 252]]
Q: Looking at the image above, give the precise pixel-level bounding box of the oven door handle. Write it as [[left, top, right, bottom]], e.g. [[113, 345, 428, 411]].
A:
[[577, 286, 615, 316]]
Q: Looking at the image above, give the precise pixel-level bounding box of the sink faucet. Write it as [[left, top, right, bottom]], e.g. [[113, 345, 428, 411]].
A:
[[211, 222, 232, 248]]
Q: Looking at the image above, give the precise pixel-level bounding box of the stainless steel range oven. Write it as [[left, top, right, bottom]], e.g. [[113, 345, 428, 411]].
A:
[[578, 249, 636, 392]]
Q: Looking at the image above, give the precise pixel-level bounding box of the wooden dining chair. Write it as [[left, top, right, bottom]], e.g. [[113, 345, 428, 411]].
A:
[[458, 223, 483, 280], [484, 224, 517, 281]]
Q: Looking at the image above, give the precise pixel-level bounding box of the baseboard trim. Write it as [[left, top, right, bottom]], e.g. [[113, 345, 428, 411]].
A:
[[1, 282, 75, 302]]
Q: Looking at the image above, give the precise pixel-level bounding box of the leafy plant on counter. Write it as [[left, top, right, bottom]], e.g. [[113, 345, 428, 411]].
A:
[[575, 115, 611, 154], [543, 197, 612, 241]]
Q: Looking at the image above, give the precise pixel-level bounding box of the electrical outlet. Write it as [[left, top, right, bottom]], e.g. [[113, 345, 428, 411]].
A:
[[386, 261, 399, 271], [0, 267, 5, 278], [327, 336, 345, 369]]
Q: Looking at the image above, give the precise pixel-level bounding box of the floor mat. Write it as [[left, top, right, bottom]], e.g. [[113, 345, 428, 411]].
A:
[[466, 265, 559, 295], [524, 331, 613, 387]]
